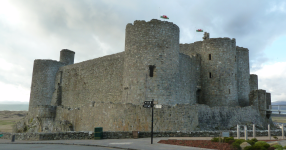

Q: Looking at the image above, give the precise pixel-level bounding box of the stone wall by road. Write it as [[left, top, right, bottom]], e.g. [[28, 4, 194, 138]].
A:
[[1, 130, 284, 141]]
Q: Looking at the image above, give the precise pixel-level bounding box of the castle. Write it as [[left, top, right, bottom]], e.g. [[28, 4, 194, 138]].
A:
[[16, 19, 273, 133]]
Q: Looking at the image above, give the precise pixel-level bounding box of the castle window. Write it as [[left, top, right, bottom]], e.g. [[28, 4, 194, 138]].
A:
[[235, 56, 236, 62], [149, 65, 156, 77], [209, 54, 212, 60], [229, 89, 230, 94], [209, 72, 212, 78]]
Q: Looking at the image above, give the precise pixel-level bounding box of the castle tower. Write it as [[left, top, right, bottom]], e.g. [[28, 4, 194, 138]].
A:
[[122, 19, 180, 105], [60, 49, 75, 65], [200, 37, 238, 107], [28, 59, 65, 112], [236, 46, 250, 107], [250, 74, 258, 92]]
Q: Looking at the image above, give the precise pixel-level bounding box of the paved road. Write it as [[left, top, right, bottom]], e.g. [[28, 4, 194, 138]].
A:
[[1, 144, 122, 150], [0, 138, 213, 150]]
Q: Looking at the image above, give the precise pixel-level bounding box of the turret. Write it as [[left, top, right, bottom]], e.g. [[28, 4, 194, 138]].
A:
[[122, 19, 180, 105], [60, 49, 75, 65]]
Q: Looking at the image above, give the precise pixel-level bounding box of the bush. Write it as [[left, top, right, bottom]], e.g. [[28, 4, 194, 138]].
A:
[[273, 136, 278, 140], [231, 142, 241, 150], [211, 137, 221, 142], [252, 145, 267, 150], [272, 144, 283, 150], [244, 146, 254, 150], [224, 137, 234, 143], [234, 139, 246, 145], [283, 145, 286, 149], [254, 141, 270, 149], [246, 139, 255, 146], [251, 138, 258, 143]]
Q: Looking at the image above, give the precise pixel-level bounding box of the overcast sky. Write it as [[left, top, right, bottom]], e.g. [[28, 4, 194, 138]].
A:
[[0, 0, 285, 104]]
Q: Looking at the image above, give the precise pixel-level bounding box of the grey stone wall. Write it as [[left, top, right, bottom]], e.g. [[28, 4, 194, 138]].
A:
[[266, 92, 271, 109], [60, 49, 75, 65], [200, 38, 238, 107], [122, 19, 180, 106], [249, 90, 259, 109], [258, 89, 267, 116], [236, 46, 250, 107], [1, 130, 283, 141], [29, 59, 65, 112], [250, 74, 258, 92], [178, 54, 193, 104], [51, 52, 125, 107]]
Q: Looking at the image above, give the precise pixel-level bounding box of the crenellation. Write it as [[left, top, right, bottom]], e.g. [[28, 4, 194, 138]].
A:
[[19, 19, 273, 134]]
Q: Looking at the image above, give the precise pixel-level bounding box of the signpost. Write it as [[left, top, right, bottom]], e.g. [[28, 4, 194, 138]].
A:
[[143, 99, 162, 144]]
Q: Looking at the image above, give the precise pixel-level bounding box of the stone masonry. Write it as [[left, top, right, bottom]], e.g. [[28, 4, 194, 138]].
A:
[[16, 19, 273, 134]]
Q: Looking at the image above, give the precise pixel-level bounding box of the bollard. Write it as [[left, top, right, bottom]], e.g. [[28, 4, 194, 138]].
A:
[[237, 124, 240, 139], [244, 125, 248, 140], [11, 135, 15, 142], [253, 124, 256, 138], [282, 124, 285, 139], [268, 124, 271, 140]]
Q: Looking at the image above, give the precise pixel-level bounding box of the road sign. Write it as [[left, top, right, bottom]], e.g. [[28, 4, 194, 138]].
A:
[[154, 105, 162, 108], [143, 104, 152, 108]]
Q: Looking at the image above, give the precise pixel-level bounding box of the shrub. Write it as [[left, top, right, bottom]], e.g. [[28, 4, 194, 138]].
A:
[[224, 137, 234, 143], [246, 139, 255, 146], [234, 139, 246, 145], [252, 145, 267, 150], [283, 145, 286, 149], [273, 136, 278, 140], [211, 137, 220, 142], [272, 144, 283, 150], [251, 138, 258, 143], [254, 141, 270, 149], [244, 146, 254, 150], [231, 142, 241, 150]]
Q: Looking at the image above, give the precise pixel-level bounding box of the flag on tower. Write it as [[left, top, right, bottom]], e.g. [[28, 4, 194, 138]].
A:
[[160, 15, 169, 19], [196, 29, 203, 32]]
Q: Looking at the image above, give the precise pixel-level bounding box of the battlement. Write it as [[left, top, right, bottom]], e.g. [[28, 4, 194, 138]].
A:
[[236, 46, 249, 51], [126, 19, 179, 31]]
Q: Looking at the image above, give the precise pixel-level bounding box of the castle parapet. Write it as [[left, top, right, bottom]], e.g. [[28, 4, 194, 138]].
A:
[[60, 49, 75, 65]]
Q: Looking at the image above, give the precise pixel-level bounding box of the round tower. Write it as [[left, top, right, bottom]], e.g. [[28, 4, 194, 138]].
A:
[[60, 49, 75, 65], [236, 46, 250, 107], [250, 74, 258, 92], [29, 59, 65, 112], [200, 38, 238, 107], [122, 19, 180, 105]]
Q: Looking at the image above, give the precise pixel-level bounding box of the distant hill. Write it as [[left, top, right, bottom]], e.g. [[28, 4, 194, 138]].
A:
[[272, 101, 286, 105]]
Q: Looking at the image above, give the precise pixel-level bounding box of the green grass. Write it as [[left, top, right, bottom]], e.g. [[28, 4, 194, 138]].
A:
[[272, 117, 286, 123], [0, 120, 15, 126]]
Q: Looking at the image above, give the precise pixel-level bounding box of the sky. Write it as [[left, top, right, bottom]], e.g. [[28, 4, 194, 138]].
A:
[[0, 0, 285, 104]]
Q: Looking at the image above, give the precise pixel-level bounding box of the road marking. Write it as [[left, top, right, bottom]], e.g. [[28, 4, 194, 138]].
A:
[[109, 142, 132, 144]]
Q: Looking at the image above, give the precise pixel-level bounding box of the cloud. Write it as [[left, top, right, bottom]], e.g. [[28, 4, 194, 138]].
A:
[[251, 62, 286, 101], [0, 0, 285, 103]]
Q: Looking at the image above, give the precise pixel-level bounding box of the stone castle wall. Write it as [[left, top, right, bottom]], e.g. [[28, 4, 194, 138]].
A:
[[250, 74, 258, 92], [236, 46, 250, 107], [200, 38, 238, 107], [29, 59, 65, 112], [51, 52, 125, 108], [122, 19, 181, 106]]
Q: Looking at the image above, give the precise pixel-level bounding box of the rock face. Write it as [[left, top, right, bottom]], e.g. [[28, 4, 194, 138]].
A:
[[16, 19, 273, 133]]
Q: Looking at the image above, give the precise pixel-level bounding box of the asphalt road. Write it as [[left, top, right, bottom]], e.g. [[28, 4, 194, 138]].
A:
[[0, 144, 123, 150]]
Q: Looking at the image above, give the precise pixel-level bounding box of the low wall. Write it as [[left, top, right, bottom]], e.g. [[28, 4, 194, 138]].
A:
[[0, 130, 285, 141]]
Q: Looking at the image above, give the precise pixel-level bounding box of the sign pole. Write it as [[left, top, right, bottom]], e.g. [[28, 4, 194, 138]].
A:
[[151, 99, 154, 144]]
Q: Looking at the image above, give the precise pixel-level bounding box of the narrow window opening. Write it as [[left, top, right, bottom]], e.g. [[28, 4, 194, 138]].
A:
[[149, 65, 155, 77], [209, 72, 212, 78], [235, 74, 237, 80], [209, 54, 212, 60], [235, 56, 236, 62], [229, 89, 230, 94]]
